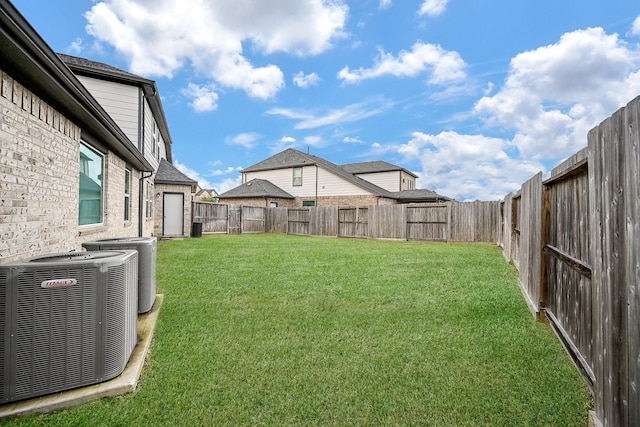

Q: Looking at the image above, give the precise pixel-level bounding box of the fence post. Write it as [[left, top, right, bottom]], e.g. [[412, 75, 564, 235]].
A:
[[539, 184, 551, 323]]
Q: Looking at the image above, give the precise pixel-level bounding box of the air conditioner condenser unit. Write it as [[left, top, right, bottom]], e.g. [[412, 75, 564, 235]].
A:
[[82, 237, 157, 313], [0, 250, 138, 404]]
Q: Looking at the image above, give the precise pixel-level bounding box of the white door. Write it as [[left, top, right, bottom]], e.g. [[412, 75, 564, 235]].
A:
[[163, 193, 184, 236]]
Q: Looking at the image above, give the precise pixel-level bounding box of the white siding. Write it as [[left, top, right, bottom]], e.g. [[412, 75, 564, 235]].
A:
[[355, 171, 401, 192], [143, 99, 161, 170], [77, 76, 139, 145], [245, 166, 371, 197], [316, 168, 370, 196]]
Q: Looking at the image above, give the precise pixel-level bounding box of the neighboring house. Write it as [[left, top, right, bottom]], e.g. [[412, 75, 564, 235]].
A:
[[218, 148, 450, 207], [59, 54, 196, 238], [0, 2, 191, 265], [194, 187, 219, 202]]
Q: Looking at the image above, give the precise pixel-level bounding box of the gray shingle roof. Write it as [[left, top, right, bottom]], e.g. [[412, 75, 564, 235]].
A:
[[393, 189, 452, 202], [341, 160, 418, 178], [218, 179, 294, 199], [155, 159, 197, 188], [58, 53, 153, 85]]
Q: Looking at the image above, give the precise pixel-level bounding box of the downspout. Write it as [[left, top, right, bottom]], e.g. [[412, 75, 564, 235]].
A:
[[139, 171, 153, 237], [315, 164, 319, 206]]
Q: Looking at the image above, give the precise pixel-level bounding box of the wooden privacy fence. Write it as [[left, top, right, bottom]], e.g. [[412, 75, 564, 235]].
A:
[[190, 96, 640, 426], [498, 96, 640, 427], [192, 203, 267, 234], [192, 201, 500, 242]]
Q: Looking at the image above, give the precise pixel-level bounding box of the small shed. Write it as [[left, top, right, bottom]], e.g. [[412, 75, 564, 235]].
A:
[[154, 159, 198, 237]]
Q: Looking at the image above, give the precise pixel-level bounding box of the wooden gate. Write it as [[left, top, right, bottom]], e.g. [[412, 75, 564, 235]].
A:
[[228, 205, 241, 234], [406, 204, 448, 241]]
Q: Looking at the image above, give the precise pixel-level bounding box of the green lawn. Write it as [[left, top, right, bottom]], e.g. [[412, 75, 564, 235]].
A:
[[5, 234, 591, 426]]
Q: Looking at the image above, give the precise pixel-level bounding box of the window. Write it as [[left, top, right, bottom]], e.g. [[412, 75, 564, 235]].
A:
[[152, 122, 157, 157], [79, 142, 104, 226], [146, 182, 154, 218], [270, 202, 278, 208], [124, 168, 131, 221], [302, 200, 315, 207], [292, 167, 302, 186]]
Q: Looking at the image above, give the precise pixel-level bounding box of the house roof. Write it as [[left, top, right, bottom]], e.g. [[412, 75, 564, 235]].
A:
[[218, 179, 294, 199], [196, 188, 218, 197], [0, 3, 152, 172], [155, 158, 198, 191], [393, 189, 452, 203], [341, 160, 418, 178], [58, 53, 174, 163], [242, 148, 398, 199]]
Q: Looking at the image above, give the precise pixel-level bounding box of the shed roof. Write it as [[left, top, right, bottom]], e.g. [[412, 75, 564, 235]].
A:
[[155, 159, 198, 191], [218, 179, 294, 199]]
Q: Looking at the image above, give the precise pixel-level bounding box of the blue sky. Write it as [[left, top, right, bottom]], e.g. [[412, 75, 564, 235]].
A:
[[12, 0, 640, 200]]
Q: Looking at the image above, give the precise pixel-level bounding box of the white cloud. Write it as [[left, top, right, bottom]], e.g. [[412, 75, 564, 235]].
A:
[[67, 38, 84, 54], [214, 176, 243, 194], [632, 16, 640, 36], [174, 159, 214, 189], [396, 131, 543, 201], [304, 135, 323, 147], [338, 42, 467, 85], [379, 0, 392, 10], [268, 101, 392, 129], [281, 136, 297, 143], [293, 71, 321, 88], [225, 132, 261, 149], [418, 0, 449, 17], [343, 136, 364, 144], [474, 27, 640, 160], [84, 0, 347, 99], [182, 83, 219, 112], [210, 166, 241, 177]]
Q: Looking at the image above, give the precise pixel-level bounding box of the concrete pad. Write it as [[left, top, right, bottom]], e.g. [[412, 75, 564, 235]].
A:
[[0, 294, 164, 419]]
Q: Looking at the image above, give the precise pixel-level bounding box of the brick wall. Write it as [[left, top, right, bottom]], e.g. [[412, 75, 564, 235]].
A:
[[0, 69, 145, 264]]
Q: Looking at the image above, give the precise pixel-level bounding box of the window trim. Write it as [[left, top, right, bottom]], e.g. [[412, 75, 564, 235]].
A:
[[124, 167, 132, 221], [292, 167, 302, 186], [78, 142, 104, 227], [145, 182, 154, 219]]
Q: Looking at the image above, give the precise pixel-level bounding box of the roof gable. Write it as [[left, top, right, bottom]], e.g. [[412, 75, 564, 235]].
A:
[[218, 179, 294, 199], [59, 53, 174, 163], [341, 160, 418, 178], [155, 159, 197, 190]]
